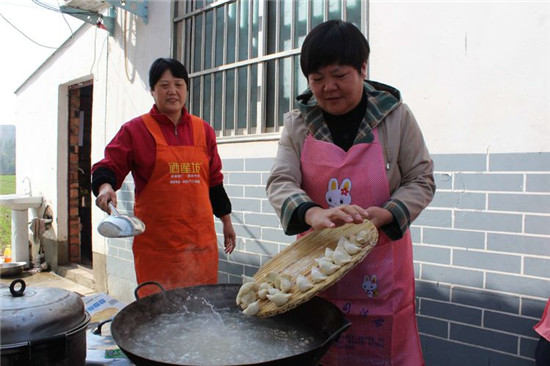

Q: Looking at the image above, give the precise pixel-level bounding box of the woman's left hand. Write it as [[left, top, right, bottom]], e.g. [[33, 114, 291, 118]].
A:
[[220, 214, 236, 254]]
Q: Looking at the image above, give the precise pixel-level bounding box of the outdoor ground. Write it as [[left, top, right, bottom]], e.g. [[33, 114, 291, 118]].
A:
[[0, 174, 15, 254]]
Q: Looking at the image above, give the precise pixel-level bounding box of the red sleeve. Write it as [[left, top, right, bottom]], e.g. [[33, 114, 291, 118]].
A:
[[91, 116, 155, 193], [203, 122, 224, 187]]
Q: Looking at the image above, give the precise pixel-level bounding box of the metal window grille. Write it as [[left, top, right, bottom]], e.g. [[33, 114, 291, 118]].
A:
[[172, 0, 367, 141]]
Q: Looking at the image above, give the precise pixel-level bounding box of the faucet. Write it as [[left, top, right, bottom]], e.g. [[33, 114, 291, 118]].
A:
[[22, 177, 32, 195]]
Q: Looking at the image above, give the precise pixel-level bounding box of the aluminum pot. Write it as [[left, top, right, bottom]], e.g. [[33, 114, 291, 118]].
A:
[[111, 283, 351, 366], [0, 279, 91, 366]]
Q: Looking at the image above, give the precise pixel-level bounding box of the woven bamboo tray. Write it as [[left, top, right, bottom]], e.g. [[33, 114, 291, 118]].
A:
[[250, 220, 378, 317]]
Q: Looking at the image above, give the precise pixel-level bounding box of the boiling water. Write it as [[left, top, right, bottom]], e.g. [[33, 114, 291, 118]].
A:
[[127, 300, 321, 365]]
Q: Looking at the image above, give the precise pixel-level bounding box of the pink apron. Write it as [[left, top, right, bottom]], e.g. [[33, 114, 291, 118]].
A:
[[301, 129, 424, 365], [534, 298, 550, 341]]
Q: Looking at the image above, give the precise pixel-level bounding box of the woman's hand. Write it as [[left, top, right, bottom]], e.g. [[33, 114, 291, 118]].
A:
[[220, 214, 236, 254], [305, 205, 369, 230], [95, 183, 117, 213], [364, 206, 393, 228]]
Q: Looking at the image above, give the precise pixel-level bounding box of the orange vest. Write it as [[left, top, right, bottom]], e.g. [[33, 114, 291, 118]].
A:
[[132, 114, 218, 297]]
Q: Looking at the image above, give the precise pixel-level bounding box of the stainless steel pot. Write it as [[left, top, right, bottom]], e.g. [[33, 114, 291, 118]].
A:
[[0, 279, 91, 366], [0, 262, 26, 277], [111, 283, 351, 366]]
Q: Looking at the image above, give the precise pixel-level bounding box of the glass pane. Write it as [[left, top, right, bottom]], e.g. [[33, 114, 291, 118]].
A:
[[174, 0, 186, 18], [203, 74, 212, 124], [192, 77, 201, 114], [238, 0, 249, 61], [215, 8, 225, 67], [237, 67, 248, 129], [251, 0, 259, 58], [294, 55, 308, 100], [266, 1, 277, 54], [227, 2, 236, 64], [346, 0, 362, 27], [205, 10, 213, 69], [328, 0, 341, 20], [225, 69, 235, 131], [294, 0, 307, 49], [311, 0, 325, 28], [265, 60, 276, 129], [193, 14, 203, 72], [278, 57, 291, 128], [184, 19, 193, 69], [195, 0, 205, 11], [279, 0, 292, 51], [214, 72, 223, 130], [250, 64, 258, 129], [174, 21, 183, 61]]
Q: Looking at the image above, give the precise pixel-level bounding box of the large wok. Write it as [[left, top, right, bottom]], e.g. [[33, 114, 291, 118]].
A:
[[111, 283, 350, 366]]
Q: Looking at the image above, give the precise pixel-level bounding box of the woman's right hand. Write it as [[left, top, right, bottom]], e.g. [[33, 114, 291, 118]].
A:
[[95, 183, 117, 214], [304, 205, 368, 230]]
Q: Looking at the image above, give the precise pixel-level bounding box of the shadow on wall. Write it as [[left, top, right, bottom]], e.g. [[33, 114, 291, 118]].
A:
[[416, 281, 543, 366]]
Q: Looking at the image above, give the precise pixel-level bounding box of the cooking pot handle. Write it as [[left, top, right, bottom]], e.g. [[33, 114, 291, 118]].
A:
[[9, 279, 26, 297], [134, 281, 165, 300], [92, 318, 113, 335]]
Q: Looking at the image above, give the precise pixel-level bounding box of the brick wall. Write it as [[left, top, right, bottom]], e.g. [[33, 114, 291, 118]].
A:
[[67, 88, 81, 262], [106, 152, 549, 363]]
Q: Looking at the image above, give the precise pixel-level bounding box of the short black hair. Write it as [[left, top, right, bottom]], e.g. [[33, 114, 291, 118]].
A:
[[149, 58, 189, 90], [300, 20, 370, 78]]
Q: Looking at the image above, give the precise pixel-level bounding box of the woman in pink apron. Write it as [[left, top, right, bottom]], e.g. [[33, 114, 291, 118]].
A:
[[267, 20, 435, 365]]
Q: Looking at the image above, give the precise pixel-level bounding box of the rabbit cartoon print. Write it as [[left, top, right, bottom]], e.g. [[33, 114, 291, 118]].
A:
[[325, 177, 352, 208]]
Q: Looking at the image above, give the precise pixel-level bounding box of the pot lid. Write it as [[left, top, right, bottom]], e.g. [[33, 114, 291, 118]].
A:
[[0, 279, 88, 345]]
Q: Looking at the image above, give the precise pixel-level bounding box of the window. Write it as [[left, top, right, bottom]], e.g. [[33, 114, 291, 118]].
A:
[[173, 0, 367, 138]]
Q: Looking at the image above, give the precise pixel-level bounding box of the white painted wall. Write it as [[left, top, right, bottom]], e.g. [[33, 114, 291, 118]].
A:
[[15, 26, 109, 242], [369, 1, 550, 154]]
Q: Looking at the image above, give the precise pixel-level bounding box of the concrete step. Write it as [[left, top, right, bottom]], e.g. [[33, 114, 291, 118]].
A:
[[56, 263, 95, 291]]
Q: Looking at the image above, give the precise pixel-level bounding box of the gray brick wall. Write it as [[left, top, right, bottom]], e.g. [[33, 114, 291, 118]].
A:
[[105, 152, 549, 363]]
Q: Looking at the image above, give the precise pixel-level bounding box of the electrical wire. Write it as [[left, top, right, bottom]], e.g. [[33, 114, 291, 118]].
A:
[[0, 11, 59, 49]]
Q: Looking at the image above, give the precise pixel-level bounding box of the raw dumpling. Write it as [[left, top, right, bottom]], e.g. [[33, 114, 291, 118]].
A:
[[266, 292, 292, 306], [239, 290, 257, 308], [336, 236, 351, 250], [318, 259, 340, 275], [264, 271, 279, 284], [333, 247, 352, 266], [325, 247, 334, 259], [355, 230, 372, 245], [297, 275, 314, 292], [315, 256, 334, 265], [343, 240, 362, 255], [274, 273, 292, 292], [257, 288, 268, 300], [311, 266, 328, 283], [236, 281, 258, 305], [243, 300, 260, 316]]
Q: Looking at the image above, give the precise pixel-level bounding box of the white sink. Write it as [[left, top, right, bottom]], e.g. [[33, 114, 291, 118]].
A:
[[0, 194, 43, 210]]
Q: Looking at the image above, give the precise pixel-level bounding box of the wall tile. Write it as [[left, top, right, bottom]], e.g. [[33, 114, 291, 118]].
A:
[[490, 152, 550, 172], [451, 286, 520, 313], [432, 153, 487, 172], [450, 323, 518, 353], [423, 228, 485, 249], [489, 193, 550, 214], [526, 174, 550, 192], [455, 211, 522, 232], [453, 249, 521, 273], [454, 173, 524, 191]]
